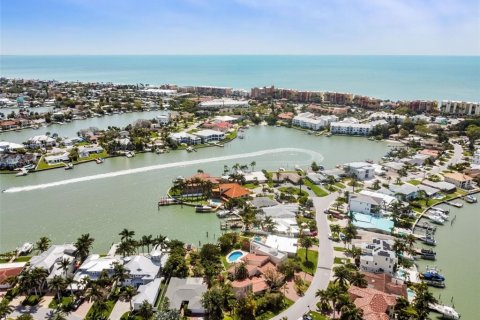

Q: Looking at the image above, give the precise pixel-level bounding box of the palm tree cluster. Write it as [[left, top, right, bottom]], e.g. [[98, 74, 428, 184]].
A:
[[173, 177, 214, 201], [393, 282, 437, 319], [315, 264, 367, 319], [116, 229, 167, 258]]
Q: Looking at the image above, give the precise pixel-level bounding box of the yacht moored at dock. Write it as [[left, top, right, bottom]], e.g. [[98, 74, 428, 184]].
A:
[[17, 242, 33, 255], [195, 205, 214, 213], [429, 303, 461, 319], [464, 195, 477, 203]]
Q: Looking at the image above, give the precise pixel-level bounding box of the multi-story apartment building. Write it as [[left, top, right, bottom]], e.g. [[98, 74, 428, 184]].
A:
[[360, 239, 397, 275], [440, 100, 480, 116], [330, 119, 388, 136], [398, 100, 438, 113], [292, 112, 338, 130]]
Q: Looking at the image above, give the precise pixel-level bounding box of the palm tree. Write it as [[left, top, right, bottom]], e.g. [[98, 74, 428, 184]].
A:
[[64, 276, 76, 297], [343, 223, 357, 249], [345, 246, 362, 267], [35, 236, 51, 253], [0, 300, 14, 320], [153, 234, 167, 251], [142, 235, 153, 253], [31, 267, 49, 295], [74, 233, 95, 263], [330, 224, 341, 238], [412, 283, 437, 320], [49, 275, 66, 302], [315, 288, 333, 315], [57, 258, 71, 277], [119, 228, 135, 241], [339, 302, 363, 320], [120, 286, 137, 313], [137, 300, 154, 319], [333, 265, 351, 290], [47, 310, 67, 320], [250, 161, 256, 172], [299, 236, 314, 261], [85, 281, 104, 304], [112, 262, 130, 287], [319, 283, 343, 319], [117, 240, 135, 258], [262, 216, 276, 233], [349, 271, 367, 288], [405, 234, 416, 255]]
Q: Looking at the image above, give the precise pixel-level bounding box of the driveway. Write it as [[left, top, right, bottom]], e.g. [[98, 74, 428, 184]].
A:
[[272, 194, 336, 319], [109, 300, 131, 320], [11, 305, 83, 320]]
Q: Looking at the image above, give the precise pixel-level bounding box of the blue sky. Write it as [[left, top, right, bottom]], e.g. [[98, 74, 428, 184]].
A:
[[1, 0, 479, 55]]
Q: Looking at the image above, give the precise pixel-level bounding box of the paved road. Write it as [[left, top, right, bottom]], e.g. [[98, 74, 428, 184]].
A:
[[272, 194, 336, 320]]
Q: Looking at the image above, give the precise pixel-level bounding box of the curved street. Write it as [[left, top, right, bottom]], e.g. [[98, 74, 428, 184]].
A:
[[273, 194, 337, 320]]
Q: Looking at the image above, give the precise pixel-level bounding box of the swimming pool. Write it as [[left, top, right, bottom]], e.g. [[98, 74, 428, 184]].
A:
[[226, 250, 246, 263], [352, 212, 394, 233]]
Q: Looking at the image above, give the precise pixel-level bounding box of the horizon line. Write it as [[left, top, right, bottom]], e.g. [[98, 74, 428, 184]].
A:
[[1, 53, 480, 57]]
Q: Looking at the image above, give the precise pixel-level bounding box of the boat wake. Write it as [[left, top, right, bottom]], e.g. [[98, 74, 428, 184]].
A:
[[3, 148, 323, 193]]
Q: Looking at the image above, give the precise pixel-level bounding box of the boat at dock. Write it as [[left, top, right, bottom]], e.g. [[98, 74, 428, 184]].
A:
[[158, 198, 179, 206], [125, 151, 135, 158], [17, 242, 33, 255], [64, 163, 74, 170], [195, 205, 214, 213], [16, 168, 29, 177], [429, 303, 461, 319], [216, 210, 230, 218], [420, 236, 437, 246], [465, 195, 477, 203], [428, 209, 449, 221], [447, 201, 463, 208], [420, 266, 445, 283], [186, 146, 194, 152], [96, 158, 104, 164], [432, 207, 449, 214], [416, 248, 436, 260], [425, 214, 445, 225]]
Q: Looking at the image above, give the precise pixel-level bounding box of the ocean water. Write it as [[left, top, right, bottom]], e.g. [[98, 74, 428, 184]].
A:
[[1, 55, 479, 101]]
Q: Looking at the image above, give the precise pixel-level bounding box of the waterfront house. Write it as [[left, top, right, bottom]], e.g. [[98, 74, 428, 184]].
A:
[[401, 154, 431, 166], [251, 197, 279, 209], [361, 272, 408, 298], [264, 235, 298, 256], [0, 141, 24, 153], [164, 277, 208, 315], [473, 148, 480, 165], [417, 184, 441, 198], [77, 145, 104, 158], [348, 286, 397, 320], [169, 132, 201, 145], [242, 171, 268, 183], [215, 183, 250, 201], [343, 162, 375, 180], [249, 239, 288, 265], [157, 111, 171, 125], [360, 239, 397, 275], [388, 183, 420, 201], [381, 161, 405, 173], [443, 172, 473, 189], [272, 172, 302, 184], [261, 204, 298, 219], [29, 244, 76, 279], [349, 193, 383, 216], [44, 152, 70, 165], [74, 254, 121, 283], [0, 153, 37, 170], [193, 129, 225, 143], [201, 121, 232, 132], [0, 262, 27, 289], [26, 135, 56, 149], [132, 278, 162, 310], [306, 172, 328, 185], [419, 149, 442, 159], [123, 255, 160, 288], [421, 180, 456, 193], [0, 120, 18, 130]]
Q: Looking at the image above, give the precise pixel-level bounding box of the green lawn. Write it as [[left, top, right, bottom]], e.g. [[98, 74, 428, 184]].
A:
[[308, 311, 328, 320], [334, 182, 346, 189], [334, 246, 346, 252], [14, 256, 32, 262], [304, 180, 329, 197], [85, 299, 116, 319], [334, 257, 351, 264], [279, 186, 309, 197], [297, 248, 318, 275], [408, 179, 422, 186], [255, 297, 294, 320], [243, 183, 258, 189]]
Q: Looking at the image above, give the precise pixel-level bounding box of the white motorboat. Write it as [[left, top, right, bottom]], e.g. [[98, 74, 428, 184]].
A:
[[96, 158, 104, 164], [17, 242, 33, 255], [16, 168, 29, 177], [429, 210, 449, 221], [465, 195, 477, 203], [426, 214, 445, 225], [429, 303, 460, 319], [186, 146, 194, 152], [65, 163, 74, 170], [126, 151, 135, 158]]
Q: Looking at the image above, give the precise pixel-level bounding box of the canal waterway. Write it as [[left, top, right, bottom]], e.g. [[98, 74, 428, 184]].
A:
[[416, 200, 480, 320], [0, 126, 390, 253], [0, 110, 167, 144]]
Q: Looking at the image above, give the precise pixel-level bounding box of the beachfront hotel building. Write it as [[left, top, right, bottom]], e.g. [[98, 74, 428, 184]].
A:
[[198, 98, 249, 109], [440, 100, 480, 116], [292, 112, 338, 130], [330, 118, 388, 136]]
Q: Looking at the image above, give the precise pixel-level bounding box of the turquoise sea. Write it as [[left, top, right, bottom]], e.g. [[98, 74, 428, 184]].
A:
[[1, 55, 479, 101]]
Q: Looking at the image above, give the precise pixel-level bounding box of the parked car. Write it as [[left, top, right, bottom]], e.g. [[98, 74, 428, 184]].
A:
[[72, 297, 85, 311]]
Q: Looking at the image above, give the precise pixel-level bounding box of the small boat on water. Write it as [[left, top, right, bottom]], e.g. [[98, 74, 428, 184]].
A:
[[465, 195, 477, 203], [195, 205, 214, 213], [186, 146, 194, 152], [326, 132, 332, 137], [17, 242, 33, 255], [96, 158, 104, 164], [23, 164, 35, 171], [365, 159, 374, 164], [429, 303, 461, 319], [126, 151, 135, 158], [65, 163, 74, 170], [429, 210, 449, 221]]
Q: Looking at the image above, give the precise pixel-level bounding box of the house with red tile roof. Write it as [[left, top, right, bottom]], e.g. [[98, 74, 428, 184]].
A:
[[215, 183, 250, 201], [0, 262, 26, 289], [348, 286, 398, 320], [361, 272, 408, 298]]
